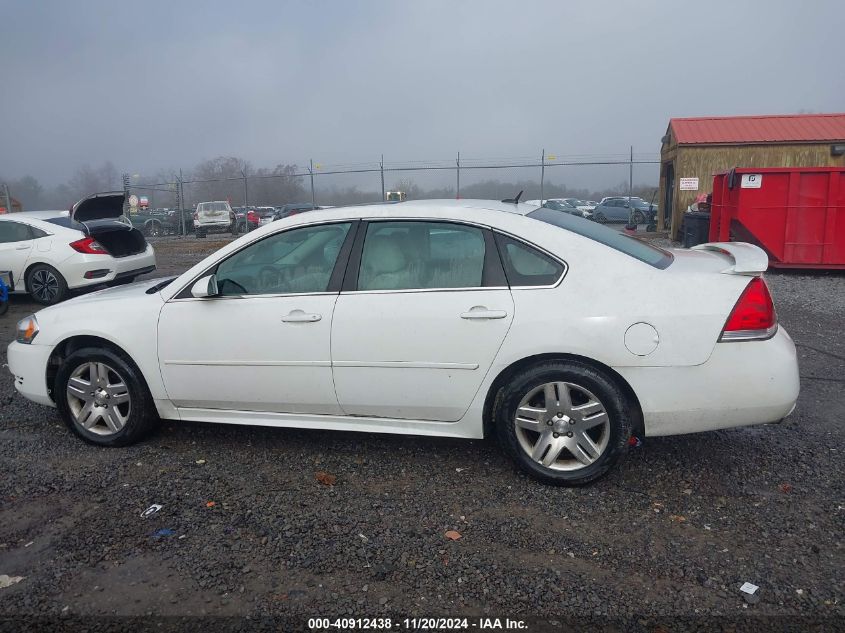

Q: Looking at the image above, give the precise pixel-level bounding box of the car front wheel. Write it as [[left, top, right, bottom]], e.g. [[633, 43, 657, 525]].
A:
[[495, 361, 632, 486], [593, 211, 607, 223], [55, 347, 158, 447]]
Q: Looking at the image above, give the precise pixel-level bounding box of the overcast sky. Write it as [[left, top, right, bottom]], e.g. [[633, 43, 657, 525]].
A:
[[1, 0, 843, 186]]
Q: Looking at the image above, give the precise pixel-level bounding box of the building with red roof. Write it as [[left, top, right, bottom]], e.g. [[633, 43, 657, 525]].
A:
[[658, 113, 845, 237]]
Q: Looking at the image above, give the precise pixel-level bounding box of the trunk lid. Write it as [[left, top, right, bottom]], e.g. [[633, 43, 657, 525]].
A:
[[71, 192, 126, 222]]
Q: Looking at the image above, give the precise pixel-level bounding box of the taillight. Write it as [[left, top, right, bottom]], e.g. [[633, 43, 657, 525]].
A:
[[193, 212, 199, 220], [69, 237, 108, 255], [719, 277, 777, 341]]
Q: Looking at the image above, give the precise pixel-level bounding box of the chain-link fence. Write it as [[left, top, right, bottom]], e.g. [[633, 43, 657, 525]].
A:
[[119, 148, 661, 238]]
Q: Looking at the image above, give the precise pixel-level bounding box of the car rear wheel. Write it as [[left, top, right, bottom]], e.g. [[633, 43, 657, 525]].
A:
[[27, 264, 68, 305], [632, 211, 645, 224], [55, 347, 158, 447], [495, 361, 632, 486]]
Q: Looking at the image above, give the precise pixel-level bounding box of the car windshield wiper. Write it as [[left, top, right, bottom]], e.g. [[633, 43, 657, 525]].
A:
[[145, 277, 177, 294]]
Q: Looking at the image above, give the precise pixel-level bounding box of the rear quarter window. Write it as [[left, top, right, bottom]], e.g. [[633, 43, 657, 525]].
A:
[[527, 208, 673, 269]]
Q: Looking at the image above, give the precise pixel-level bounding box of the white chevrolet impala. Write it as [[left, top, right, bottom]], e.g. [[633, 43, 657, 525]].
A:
[[7, 199, 799, 485]]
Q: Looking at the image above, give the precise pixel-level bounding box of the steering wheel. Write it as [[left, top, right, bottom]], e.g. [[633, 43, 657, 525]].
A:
[[258, 265, 284, 292]]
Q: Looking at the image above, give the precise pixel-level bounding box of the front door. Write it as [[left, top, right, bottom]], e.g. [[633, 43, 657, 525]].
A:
[[331, 220, 514, 422], [158, 222, 354, 414]]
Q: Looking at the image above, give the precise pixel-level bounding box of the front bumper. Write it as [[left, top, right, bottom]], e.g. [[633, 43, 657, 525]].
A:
[[616, 327, 800, 437], [7, 341, 55, 407]]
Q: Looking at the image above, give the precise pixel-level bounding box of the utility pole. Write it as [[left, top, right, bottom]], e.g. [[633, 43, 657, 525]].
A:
[[456, 151, 461, 199], [380, 154, 385, 202], [540, 149, 545, 204], [309, 159, 316, 208]]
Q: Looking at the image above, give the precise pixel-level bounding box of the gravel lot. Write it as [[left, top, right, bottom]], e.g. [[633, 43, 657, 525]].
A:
[[1, 234, 843, 631]]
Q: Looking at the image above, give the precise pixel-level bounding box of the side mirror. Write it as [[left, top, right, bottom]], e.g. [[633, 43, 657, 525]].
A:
[[191, 274, 219, 298]]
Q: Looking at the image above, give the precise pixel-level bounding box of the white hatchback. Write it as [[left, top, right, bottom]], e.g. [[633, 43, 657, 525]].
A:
[[0, 193, 156, 305], [6, 199, 799, 485]]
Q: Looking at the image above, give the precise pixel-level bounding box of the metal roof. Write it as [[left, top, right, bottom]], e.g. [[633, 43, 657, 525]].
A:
[[669, 113, 845, 145]]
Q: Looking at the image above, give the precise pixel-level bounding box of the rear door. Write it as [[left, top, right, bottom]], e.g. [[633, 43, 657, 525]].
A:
[[331, 220, 514, 422], [0, 220, 38, 288]]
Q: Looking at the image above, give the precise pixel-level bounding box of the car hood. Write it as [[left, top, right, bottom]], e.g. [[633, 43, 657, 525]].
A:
[[71, 192, 126, 222]]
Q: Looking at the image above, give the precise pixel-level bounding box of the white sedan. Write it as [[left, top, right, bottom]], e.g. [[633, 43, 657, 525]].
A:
[[0, 192, 156, 304], [6, 199, 799, 485]]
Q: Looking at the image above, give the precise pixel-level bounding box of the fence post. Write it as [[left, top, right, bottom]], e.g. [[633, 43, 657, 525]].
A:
[[628, 145, 633, 226], [309, 159, 316, 207], [178, 169, 186, 236], [3, 183, 12, 214], [540, 149, 545, 204], [456, 152, 461, 199], [380, 155, 385, 202]]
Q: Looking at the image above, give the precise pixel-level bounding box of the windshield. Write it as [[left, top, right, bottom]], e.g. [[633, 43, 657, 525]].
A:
[[527, 208, 673, 269]]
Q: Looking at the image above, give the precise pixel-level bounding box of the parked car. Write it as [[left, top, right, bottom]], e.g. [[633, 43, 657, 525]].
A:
[[254, 207, 276, 227], [592, 197, 657, 224], [165, 209, 195, 235], [0, 192, 156, 305], [127, 209, 168, 237], [562, 198, 595, 213], [543, 199, 592, 219], [194, 201, 236, 237], [273, 203, 321, 221], [7, 199, 798, 486]]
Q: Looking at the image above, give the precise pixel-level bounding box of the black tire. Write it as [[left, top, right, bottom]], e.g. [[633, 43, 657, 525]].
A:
[[55, 346, 159, 447], [593, 211, 607, 223], [27, 264, 68, 305], [0, 299, 7, 316], [632, 211, 645, 225], [144, 221, 162, 237], [196, 228, 207, 239], [494, 360, 632, 486]]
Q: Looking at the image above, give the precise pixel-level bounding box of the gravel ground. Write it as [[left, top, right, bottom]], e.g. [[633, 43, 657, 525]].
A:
[[0, 235, 842, 631]]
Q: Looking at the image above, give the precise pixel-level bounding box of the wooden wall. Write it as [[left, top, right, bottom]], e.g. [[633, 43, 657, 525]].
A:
[[658, 139, 845, 239]]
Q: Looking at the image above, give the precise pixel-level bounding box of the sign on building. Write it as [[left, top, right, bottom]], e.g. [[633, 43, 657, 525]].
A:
[[679, 177, 699, 191]]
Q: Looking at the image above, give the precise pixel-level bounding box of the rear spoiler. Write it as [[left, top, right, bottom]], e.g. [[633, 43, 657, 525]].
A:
[[691, 242, 769, 275]]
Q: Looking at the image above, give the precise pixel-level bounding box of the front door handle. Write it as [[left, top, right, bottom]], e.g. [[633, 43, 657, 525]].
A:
[[15, 245, 30, 250], [281, 310, 322, 323], [461, 307, 508, 320]]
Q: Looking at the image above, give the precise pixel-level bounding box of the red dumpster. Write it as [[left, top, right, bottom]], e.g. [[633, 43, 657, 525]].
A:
[[709, 167, 845, 269]]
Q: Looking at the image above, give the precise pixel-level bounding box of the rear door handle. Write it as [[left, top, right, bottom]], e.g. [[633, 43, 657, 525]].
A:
[[461, 307, 508, 320], [281, 310, 322, 323]]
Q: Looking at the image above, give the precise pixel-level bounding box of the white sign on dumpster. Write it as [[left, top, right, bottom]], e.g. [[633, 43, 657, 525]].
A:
[[741, 174, 763, 188], [679, 177, 699, 191]]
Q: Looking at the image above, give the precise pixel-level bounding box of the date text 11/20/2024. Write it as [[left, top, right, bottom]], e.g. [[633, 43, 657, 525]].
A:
[[307, 617, 528, 630]]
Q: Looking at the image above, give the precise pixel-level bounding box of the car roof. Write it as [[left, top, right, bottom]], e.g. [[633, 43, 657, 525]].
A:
[[396, 198, 540, 216]]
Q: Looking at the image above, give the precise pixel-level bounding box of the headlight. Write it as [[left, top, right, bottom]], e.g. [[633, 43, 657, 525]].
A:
[[16, 315, 39, 344]]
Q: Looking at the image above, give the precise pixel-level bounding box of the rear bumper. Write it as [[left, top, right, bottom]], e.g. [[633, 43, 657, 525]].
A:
[[616, 327, 800, 437], [7, 341, 54, 407], [64, 246, 157, 290]]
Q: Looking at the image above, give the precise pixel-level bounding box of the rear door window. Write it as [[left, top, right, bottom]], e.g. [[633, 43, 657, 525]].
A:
[[0, 221, 34, 243], [357, 221, 487, 291]]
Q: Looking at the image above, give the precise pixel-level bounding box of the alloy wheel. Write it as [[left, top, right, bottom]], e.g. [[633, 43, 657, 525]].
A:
[[513, 381, 611, 471], [65, 362, 132, 436], [30, 269, 59, 303]]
